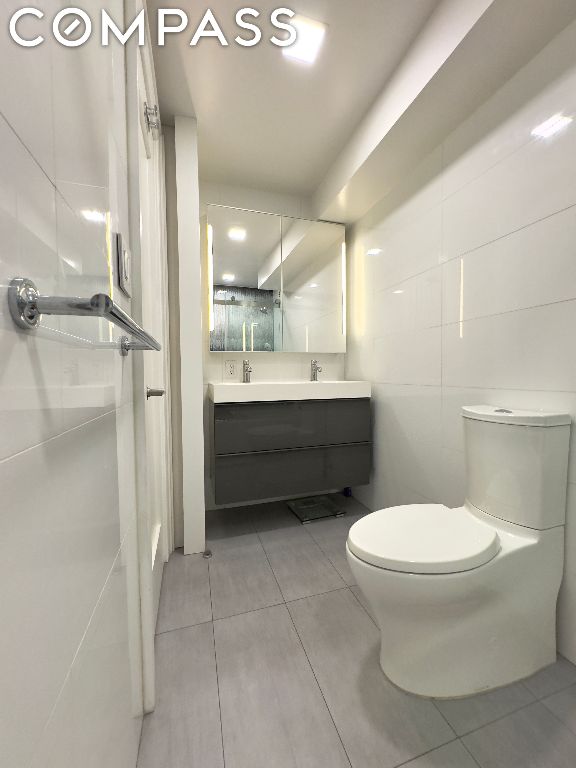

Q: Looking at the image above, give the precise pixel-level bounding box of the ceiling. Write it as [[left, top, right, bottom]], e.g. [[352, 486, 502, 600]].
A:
[[148, 0, 441, 195]]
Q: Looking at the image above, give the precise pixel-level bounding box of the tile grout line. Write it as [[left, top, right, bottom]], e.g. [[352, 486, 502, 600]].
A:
[[207, 557, 227, 768], [390, 737, 460, 768], [440, 695, 555, 745], [347, 586, 378, 628], [253, 529, 353, 766], [0, 406, 119, 466], [155, 618, 214, 637], [254, 526, 286, 613], [442, 670, 576, 742], [254, 527, 288, 603], [429, 700, 457, 741], [368, 198, 576, 297], [285, 604, 354, 768], [458, 738, 484, 768]]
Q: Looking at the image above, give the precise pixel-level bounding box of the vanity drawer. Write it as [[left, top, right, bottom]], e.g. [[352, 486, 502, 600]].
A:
[[214, 443, 372, 505], [214, 398, 371, 455]]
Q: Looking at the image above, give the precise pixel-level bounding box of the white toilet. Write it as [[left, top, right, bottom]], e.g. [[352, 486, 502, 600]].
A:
[[347, 405, 571, 698]]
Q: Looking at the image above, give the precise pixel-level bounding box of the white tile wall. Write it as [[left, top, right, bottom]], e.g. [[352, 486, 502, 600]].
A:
[[347, 19, 576, 664], [0, 4, 143, 766]]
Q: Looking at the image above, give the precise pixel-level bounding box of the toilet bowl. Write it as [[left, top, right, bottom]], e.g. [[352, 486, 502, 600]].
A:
[[347, 405, 571, 699]]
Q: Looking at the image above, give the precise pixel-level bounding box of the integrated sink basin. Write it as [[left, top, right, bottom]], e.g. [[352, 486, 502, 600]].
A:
[[209, 380, 371, 403]]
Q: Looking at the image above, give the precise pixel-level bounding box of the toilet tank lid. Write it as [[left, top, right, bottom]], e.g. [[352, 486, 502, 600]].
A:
[[462, 405, 571, 427]]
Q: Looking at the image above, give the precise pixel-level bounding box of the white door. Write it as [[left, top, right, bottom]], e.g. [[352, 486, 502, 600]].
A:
[[135, 45, 172, 712]]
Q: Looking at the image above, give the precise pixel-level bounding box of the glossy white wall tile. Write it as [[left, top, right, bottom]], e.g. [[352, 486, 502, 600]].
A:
[[442, 123, 576, 260], [442, 300, 576, 391], [442, 207, 576, 325], [0, 2, 143, 765], [0, 415, 127, 767], [346, 18, 576, 664], [373, 327, 441, 386], [0, 113, 62, 460], [29, 521, 142, 768]]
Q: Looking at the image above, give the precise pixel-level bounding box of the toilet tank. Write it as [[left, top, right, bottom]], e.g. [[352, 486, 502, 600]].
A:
[[463, 406, 571, 529]]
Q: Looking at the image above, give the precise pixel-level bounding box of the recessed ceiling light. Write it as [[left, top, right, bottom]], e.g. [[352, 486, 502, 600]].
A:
[[531, 113, 572, 139], [228, 227, 247, 242], [294, 295, 302, 300], [309, 283, 319, 288], [222, 273, 235, 282], [392, 290, 404, 295], [367, 248, 382, 256], [283, 15, 326, 65], [81, 209, 106, 223]]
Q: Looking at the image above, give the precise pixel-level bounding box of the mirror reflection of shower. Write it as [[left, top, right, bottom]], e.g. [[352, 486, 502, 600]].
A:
[[211, 284, 281, 352]]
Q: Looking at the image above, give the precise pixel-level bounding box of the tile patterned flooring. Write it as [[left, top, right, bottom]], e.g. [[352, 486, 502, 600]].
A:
[[138, 497, 576, 768]]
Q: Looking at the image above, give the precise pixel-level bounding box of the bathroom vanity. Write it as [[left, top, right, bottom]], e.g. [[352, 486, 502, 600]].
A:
[[209, 382, 372, 504]]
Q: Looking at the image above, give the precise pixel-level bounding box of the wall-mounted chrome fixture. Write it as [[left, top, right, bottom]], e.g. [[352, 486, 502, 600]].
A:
[[242, 359, 252, 383], [8, 277, 161, 356], [146, 387, 166, 399], [144, 102, 160, 135], [311, 359, 322, 381]]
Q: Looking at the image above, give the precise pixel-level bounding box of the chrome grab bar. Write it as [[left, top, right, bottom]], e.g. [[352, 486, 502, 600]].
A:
[[8, 277, 161, 354]]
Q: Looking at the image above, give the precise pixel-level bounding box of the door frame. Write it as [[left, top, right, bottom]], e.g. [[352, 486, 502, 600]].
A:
[[126, 12, 173, 713]]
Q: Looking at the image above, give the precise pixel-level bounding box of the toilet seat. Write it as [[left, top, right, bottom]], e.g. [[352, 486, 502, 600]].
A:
[[348, 504, 500, 574]]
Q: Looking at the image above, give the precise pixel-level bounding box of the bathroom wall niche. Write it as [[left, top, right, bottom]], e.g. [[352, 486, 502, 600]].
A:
[[207, 204, 346, 353]]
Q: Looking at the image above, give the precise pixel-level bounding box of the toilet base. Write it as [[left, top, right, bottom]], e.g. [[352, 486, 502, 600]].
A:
[[347, 525, 564, 698]]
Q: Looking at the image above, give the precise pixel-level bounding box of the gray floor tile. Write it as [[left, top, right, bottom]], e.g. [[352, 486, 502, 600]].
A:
[[137, 624, 223, 768], [249, 501, 303, 533], [543, 684, 576, 736], [463, 702, 576, 768], [258, 521, 312, 548], [306, 513, 368, 586], [156, 550, 212, 634], [401, 741, 478, 767], [288, 589, 454, 768], [331, 495, 371, 516], [316, 539, 356, 585], [214, 605, 350, 768], [434, 681, 535, 736], [524, 657, 576, 699], [208, 534, 283, 620], [206, 506, 256, 544], [261, 529, 346, 601], [305, 511, 366, 544], [349, 585, 376, 622]]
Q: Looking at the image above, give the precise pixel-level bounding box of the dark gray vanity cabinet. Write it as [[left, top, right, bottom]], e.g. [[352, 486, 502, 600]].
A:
[[212, 398, 372, 504]]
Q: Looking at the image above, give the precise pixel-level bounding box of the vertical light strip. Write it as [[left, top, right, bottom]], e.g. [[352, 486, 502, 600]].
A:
[[242, 321, 246, 352], [105, 212, 113, 342], [459, 258, 465, 339], [341, 241, 347, 336], [207, 224, 215, 332], [251, 323, 255, 352]]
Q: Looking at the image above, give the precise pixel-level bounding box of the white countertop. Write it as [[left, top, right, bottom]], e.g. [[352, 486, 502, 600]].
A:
[[209, 380, 371, 403]]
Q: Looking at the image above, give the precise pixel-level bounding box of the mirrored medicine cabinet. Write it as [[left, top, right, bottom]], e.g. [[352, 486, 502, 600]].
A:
[[207, 205, 346, 354]]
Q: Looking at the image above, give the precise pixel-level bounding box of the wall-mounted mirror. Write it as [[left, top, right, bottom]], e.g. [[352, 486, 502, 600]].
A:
[[208, 206, 283, 352], [280, 217, 346, 354], [207, 205, 346, 353]]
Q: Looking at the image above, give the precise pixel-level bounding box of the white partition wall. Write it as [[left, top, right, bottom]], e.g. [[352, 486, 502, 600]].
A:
[[174, 117, 206, 554]]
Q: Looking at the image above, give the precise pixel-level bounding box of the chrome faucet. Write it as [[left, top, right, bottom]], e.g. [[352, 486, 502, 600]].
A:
[[243, 359, 252, 383], [311, 359, 322, 382]]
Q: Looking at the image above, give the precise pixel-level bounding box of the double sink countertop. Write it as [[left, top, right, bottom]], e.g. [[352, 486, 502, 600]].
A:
[[209, 381, 371, 403]]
